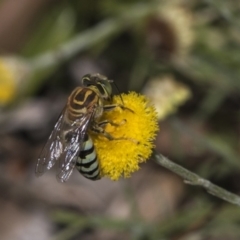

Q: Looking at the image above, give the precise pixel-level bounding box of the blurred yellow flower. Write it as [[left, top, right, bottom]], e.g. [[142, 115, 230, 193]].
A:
[[0, 56, 31, 105], [143, 75, 191, 120], [91, 92, 159, 181], [0, 64, 16, 105]]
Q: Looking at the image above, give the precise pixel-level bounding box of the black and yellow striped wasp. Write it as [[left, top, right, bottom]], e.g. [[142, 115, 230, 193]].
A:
[[36, 73, 128, 182]]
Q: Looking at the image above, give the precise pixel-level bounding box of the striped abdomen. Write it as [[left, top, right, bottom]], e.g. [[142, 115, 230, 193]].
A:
[[67, 87, 100, 122], [76, 134, 100, 180]]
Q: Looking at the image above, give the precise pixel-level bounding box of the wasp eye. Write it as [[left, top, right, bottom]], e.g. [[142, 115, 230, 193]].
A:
[[98, 81, 112, 100], [97, 84, 106, 95]]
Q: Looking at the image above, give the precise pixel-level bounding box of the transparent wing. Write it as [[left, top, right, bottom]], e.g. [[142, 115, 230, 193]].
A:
[[35, 110, 65, 177], [56, 111, 94, 183], [36, 104, 96, 182]]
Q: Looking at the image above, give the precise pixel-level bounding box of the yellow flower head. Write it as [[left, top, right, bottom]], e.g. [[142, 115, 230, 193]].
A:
[[91, 92, 159, 181]]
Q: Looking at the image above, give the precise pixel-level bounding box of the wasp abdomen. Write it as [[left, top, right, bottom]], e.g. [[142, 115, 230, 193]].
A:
[[76, 134, 100, 180]]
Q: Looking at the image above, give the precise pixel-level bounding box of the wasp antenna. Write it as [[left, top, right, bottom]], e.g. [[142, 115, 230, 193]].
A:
[[112, 81, 124, 105]]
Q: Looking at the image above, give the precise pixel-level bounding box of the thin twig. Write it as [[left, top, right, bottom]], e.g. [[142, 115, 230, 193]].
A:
[[154, 152, 240, 206]]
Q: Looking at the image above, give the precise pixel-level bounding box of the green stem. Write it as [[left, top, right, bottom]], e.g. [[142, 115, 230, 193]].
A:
[[154, 152, 240, 206]]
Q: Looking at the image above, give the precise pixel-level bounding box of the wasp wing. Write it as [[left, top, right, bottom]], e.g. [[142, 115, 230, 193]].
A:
[[35, 110, 66, 177], [56, 109, 96, 183]]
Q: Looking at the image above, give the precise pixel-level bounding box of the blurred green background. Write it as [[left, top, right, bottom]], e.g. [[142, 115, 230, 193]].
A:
[[0, 0, 240, 239]]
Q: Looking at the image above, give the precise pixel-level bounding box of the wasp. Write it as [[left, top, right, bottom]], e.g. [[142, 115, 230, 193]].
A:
[[36, 73, 130, 182]]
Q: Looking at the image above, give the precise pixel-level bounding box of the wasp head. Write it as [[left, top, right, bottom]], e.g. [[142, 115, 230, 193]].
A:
[[82, 73, 113, 101]]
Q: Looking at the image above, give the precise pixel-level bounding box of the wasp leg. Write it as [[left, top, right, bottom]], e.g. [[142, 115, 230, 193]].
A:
[[91, 124, 122, 140], [91, 123, 138, 144], [97, 119, 126, 128], [103, 104, 134, 113]]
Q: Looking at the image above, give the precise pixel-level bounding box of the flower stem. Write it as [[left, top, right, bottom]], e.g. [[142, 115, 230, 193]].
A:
[[154, 151, 240, 206]]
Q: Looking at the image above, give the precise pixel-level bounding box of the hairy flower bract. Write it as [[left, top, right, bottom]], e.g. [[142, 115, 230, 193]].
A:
[[90, 92, 159, 181]]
